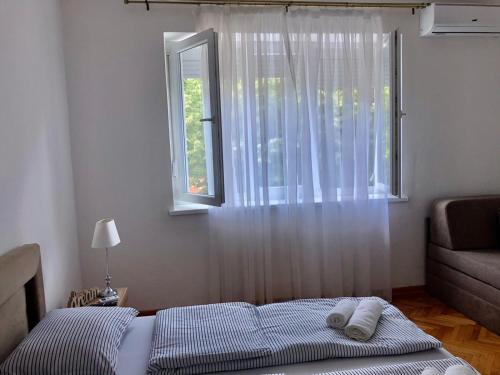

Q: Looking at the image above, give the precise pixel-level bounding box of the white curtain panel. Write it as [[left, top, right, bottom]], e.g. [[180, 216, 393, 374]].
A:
[[199, 7, 391, 304]]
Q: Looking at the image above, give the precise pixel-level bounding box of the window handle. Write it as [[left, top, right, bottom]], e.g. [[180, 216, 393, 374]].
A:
[[199, 117, 214, 123]]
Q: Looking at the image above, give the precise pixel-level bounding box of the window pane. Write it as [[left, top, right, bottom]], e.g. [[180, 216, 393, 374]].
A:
[[180, 44, 214, 196], [382, 33, 392, 189], [180, 44, 213, 195]]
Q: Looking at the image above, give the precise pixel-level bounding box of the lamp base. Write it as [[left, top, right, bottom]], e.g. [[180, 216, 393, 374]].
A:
[[100, 287, 118, 298]]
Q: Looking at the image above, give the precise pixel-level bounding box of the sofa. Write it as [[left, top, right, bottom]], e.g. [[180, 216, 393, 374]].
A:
[[426, 195, 500, 335]]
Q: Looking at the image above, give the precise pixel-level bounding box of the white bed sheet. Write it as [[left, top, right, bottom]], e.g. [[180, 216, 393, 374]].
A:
[[117, 316, 156, 375], [116, 316, 453, 375]]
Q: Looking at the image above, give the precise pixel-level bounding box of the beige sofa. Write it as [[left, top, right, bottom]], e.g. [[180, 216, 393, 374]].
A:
[[426, 195, 500, 335]]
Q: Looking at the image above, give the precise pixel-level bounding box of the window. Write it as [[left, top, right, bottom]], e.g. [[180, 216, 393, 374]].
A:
[[165, 30, 224, 207], [165, 29, 403, 209], [387, 30, 403, 198]]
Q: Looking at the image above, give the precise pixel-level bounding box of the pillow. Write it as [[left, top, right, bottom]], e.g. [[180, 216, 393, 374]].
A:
[[0, 307, 138, 375]]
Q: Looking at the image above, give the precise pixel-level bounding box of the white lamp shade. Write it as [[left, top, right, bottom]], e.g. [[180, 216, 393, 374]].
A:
[[91, 219, 121, 248]]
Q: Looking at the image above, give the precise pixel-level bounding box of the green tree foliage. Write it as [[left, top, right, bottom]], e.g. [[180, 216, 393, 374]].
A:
[[182, 76, 392, 195], [183, 78, 208, 194]]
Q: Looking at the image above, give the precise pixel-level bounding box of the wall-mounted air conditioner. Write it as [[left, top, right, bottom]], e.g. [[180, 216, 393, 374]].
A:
[[420, 3, 500, 36]]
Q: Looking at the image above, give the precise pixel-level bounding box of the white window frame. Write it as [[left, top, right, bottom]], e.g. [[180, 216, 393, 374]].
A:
[[389, 30, 404, 199], [164, 29, 224, 208]]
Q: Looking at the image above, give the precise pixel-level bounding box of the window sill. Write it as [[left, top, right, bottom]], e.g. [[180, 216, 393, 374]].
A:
[[169, 195, 409, 216], [169, 203, 209, 216], [388, 195, 409, 203]]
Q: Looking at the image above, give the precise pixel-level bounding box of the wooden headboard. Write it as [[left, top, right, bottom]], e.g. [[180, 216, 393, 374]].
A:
[[0, 244, 45, 363]]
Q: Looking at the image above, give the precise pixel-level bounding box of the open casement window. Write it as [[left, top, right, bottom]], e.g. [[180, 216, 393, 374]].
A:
[[165, 29, 224, 208]]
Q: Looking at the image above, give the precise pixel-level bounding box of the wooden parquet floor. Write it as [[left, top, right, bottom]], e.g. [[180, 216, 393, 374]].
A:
[[393, 290, 500, 375]]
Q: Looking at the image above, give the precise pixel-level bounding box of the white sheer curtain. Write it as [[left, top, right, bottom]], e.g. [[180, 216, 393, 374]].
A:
[[198, 7, 391, 304]]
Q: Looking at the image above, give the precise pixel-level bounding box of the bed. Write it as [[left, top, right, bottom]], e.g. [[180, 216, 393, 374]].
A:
[[117, 316, 456, 375], [0, 244, 471, 375]]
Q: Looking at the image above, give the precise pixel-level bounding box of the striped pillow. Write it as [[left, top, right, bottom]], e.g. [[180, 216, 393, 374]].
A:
[[0, 307, 138, 375]]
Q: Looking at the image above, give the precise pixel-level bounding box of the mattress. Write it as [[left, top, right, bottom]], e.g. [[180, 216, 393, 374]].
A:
[[116, 316, 454, 375]]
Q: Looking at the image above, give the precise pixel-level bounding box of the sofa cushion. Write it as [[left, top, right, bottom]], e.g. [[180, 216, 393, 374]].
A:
[[430, 196, 500, 250], [428, 243, 500, 290]]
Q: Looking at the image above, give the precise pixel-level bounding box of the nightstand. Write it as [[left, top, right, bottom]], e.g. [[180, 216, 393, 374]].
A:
[[87, 287, 128, 307], [114, 287, 128, 307], [68, 287, 129, 307]]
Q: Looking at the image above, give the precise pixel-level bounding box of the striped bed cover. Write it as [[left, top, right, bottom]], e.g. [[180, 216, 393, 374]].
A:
[[148, 297, 442, 375], [324, 357, 477, 375]]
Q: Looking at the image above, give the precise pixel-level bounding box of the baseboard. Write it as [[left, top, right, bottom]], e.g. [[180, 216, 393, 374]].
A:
[[392, 285, 426, 296]]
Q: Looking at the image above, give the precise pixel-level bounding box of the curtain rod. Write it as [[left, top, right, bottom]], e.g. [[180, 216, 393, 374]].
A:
[[124, 0, 429, 11]]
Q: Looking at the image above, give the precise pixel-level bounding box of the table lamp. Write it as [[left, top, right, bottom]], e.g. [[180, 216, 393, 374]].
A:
[[91, 218, 120, 297]]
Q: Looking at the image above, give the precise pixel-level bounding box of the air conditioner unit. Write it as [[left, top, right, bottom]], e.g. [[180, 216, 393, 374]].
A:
[[420, 3, 500, 36]]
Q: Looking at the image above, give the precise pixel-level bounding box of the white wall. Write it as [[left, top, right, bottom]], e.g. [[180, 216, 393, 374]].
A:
[[382, 11, 500, 288], [62, 0, 500, 310], [0, 0, 81, 310]]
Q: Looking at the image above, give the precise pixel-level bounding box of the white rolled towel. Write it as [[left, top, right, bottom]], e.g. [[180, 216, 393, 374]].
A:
[[326, 300, 358, 329], [421, 367, 441, 375], [344, 299, 384, 341], [445, 365, 476, 375]]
